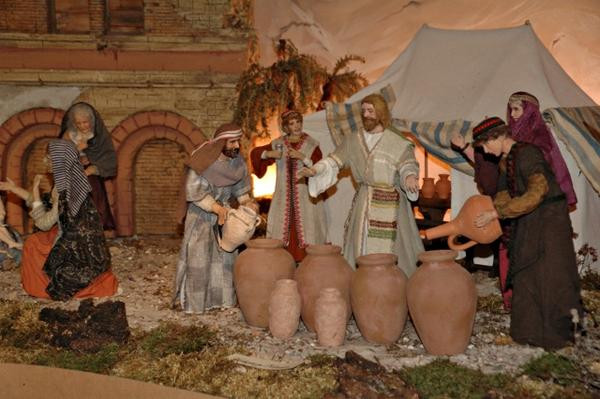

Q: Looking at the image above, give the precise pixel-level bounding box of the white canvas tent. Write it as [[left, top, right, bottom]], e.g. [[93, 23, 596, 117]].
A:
[[301, 24, 600, 265]]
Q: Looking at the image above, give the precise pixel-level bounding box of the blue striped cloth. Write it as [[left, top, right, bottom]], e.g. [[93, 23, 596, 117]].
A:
[[543, 106, 600, 193]]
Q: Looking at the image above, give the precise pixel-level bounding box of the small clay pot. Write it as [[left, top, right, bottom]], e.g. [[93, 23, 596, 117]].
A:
[[315, 288, 348, 347], [421, 177, 435, 199], [269, 279, 301, 339], [435, 173, 451, 200]]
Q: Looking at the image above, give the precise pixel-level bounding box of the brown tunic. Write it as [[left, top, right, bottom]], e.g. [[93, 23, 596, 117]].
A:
[[495, 143, 582, 349]]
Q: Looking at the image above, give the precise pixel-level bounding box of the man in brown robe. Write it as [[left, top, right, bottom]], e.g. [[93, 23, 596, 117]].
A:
[[473, 117, 583, 349]]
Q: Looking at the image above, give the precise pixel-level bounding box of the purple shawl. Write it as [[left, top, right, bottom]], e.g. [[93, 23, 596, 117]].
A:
[[507, 97, 577, 206]]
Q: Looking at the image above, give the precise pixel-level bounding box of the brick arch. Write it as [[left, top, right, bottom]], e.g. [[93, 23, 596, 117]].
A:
[[0, 108, 64, 233], [112, 111, 207, 236]]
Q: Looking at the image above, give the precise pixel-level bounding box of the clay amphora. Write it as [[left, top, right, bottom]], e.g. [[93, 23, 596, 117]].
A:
[[219, 205, 261, 252], [234, 239, 295, 328], [315, 288, 348, 347], [423, 195, 501, 250], [269, 279, 301, 339], [421, 177, 435, 199], [407, 250, 477, 355], [295, 244, 353, 332], [351, 253, 408, 345], [434, 173, 451, 200]]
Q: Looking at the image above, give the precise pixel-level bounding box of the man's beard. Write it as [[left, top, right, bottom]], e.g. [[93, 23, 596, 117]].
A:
[[362, 116, 380, 132], [222, 148, 240, 158]]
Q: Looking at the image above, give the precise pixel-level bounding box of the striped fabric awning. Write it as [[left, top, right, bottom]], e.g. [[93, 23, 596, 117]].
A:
[[324, 84, 475, 176], [543, 106, 600, 193], [392, 118, 474, 175]]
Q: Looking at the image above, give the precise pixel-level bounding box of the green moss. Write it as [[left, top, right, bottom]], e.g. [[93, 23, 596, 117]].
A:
[[0, 300, 49, 348], [139, 321, 215, 358], [32, 343, 121, 374], [400, 358, 511, 399], [522, 353, 579, 386], [306, 353, 336, 367]]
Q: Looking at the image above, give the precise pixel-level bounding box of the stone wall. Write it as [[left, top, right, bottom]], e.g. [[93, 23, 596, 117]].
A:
[[0, 0, 254, 236]]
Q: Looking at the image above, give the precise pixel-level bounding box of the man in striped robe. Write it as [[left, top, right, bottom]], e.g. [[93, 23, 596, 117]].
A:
[[300, 94, 424, 276]]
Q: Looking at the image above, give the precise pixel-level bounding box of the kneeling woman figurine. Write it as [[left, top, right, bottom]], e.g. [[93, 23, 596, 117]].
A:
[[472, 117, 582, 350], [1, 139, 118, 300]]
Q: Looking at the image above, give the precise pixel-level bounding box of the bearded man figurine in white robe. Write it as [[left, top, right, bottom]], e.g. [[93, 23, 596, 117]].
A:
[[299, 94, 424, 276]]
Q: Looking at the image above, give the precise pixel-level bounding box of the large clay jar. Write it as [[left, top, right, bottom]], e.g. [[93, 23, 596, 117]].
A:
[[295, 244, 353, 332], [234, 239, 296, 328], [423, 195, 502, 250], [421, 177, 435, 199], [407, 250, 477, 355], [269, 279, 301, 339], [315, 288, 348, 347], [434, 173, 451, 200], [351, 253, 408, 345]]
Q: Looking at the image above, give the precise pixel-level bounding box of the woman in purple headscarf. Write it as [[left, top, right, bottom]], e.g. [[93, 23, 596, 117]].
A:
[[507, 92, 577, 207]]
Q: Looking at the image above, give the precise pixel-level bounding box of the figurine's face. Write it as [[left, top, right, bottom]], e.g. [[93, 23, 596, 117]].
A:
[[361, 102, 380, 132], [509, 101, 524, 121], [285, 118, 303, 136], [74, 112, 92, 134], [222, 138, 240, 158], [481, 137, 503, 157]]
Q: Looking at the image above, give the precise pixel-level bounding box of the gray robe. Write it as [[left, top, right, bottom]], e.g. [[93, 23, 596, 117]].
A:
[[172, 165, 251, 313]]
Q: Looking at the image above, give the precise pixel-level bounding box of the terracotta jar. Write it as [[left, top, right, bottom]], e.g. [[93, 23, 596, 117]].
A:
[[434, 173, 451, 200], [315, 288, 348, 347], [423, 194, 502, 250], [234, 238, 296, 328], [407, 250, 477, 355], [351, 253, 408, 345], [295, 244, 353, 332], [219, 205, 261, 252], [421, 177, 435, 199], [269, 279, 301, 339]]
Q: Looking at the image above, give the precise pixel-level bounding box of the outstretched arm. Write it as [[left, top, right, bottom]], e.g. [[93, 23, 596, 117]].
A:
[[0, 178, 31, 202]]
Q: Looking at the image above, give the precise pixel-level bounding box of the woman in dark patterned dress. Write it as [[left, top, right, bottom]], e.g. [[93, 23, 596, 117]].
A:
[[1, 139, 118, 301], [473, 117, 583, 350]]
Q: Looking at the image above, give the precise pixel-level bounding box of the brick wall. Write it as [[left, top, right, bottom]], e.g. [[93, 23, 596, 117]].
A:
[[0, 0, 48, 33], [133, 139, 187, 235], [143, 0, 232, 35], [75, 86, 237, 137]]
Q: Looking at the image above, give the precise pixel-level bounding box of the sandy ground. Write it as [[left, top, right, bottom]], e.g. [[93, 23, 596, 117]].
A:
[[1, 236, 597, 376]]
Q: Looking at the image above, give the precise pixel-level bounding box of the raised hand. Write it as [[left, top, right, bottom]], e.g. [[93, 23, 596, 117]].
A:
[[451, 132, 466, 149], [405, 174, 419, 194], [266, 150, 283, 159], [0, 178, 17, 193]]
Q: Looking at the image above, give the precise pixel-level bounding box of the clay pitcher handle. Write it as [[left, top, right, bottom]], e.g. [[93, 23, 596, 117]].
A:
[[254, 215, 261, 228], [447, 234, 477, 251]]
